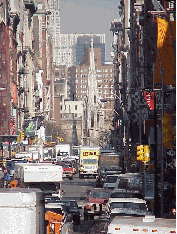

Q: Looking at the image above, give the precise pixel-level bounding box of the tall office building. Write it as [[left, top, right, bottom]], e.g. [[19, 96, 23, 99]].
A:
[[47, 0, 60, 62], [54, 33, 105, 67]]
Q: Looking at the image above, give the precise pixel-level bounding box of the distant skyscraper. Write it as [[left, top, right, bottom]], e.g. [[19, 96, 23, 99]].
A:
[[74, 35, 105, 66], [47, 0, 60, 63], [54, 33, 105, 67]]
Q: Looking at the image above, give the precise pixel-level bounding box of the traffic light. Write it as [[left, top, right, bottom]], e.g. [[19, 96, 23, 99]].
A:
[[20, 131, 25, 140], [137, 145, 144, 161], [144, 145, 150, 163], [56, 133, 59, 139], [60, 137, 64, 142]]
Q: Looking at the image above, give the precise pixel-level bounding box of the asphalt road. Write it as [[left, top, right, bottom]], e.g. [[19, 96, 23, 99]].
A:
[[62, 173, 109, 234]]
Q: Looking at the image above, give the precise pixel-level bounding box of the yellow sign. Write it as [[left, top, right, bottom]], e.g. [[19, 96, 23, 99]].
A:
[[163, 112, 175, 148]]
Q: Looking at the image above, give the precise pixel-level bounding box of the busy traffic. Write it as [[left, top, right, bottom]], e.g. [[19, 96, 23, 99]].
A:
[[0, 143, 176, 233]]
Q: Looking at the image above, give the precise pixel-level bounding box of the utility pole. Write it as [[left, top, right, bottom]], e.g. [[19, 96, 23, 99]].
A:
[[160, 69, 164, 218], [154, 91, 159, 217]]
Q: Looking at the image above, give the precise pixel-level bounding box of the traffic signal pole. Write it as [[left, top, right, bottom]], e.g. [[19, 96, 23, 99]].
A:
[[154, 92, 159, 217]]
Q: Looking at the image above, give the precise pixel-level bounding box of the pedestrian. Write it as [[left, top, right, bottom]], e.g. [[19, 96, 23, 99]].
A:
[[4, 168, 10, 188]]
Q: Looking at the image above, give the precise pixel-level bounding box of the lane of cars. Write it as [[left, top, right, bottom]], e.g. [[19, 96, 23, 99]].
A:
[[84, 165, 153, 233]]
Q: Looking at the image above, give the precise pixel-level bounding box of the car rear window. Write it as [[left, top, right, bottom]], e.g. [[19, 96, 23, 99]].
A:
[[106, 176, 118, 183], [110, 192, 143, 199], [110, 202, 146, 211], [90, 191, 110, 199]]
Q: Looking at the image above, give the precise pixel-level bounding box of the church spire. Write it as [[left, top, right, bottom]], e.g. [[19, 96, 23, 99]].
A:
[[89, 36, 95, 72]]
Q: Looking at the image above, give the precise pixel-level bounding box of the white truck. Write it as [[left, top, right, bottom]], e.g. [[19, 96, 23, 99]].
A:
[[28, 145, 44, 162], [79, 146, 100, 178], [106, 215, 176, 234], [0, 188, 45, 234], [14, 163, 63, 197], [55, 144, 71, 161]]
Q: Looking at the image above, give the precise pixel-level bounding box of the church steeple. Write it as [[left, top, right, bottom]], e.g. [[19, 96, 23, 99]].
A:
[[89, 36, 95, 73]]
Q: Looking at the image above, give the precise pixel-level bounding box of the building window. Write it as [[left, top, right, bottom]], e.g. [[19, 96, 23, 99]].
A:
[[38, 3, 42, 9], [60, 105, 62, 110], [65, 105, 66, 110], [75, 105, 77, 110], [94, 95, 96, 103]]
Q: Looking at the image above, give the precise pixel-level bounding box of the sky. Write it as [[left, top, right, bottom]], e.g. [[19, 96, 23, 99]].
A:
[[59, 0, 120, 61]]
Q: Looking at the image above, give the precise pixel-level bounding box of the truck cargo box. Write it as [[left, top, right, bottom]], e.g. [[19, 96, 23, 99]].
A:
[[0, 188, 45, 234], [15, 163, 63, 183]]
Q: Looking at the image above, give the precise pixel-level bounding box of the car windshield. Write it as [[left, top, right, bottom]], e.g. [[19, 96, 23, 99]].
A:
[[83, 159, 97, 164], [64, 201, 78, 209], [64, 164, 72, 168], [106, 176, 118, 183], [58, 152, 68, 156], [110, 202, 146, 211], [90, 191, 110, 199], [45, 197, 60, 203]]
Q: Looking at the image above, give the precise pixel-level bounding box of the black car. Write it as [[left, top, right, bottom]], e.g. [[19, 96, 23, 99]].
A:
[[48, 199, 81, 225], [45, 202, 73, 222], [96, 166, 122, 188], [45, 196, 60, 203]]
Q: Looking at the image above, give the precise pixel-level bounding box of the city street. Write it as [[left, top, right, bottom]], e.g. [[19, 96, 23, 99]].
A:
[[62, 174, 109, 234], [0, 0, 175, 233]]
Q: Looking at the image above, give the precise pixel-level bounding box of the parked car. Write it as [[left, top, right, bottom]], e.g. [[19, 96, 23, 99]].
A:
[[84, 188, 111, 220], [96, 166, 122, 188], [106, 197, 149, 219], [114, 173, 143, 191], [103, 174, 120, 190]]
